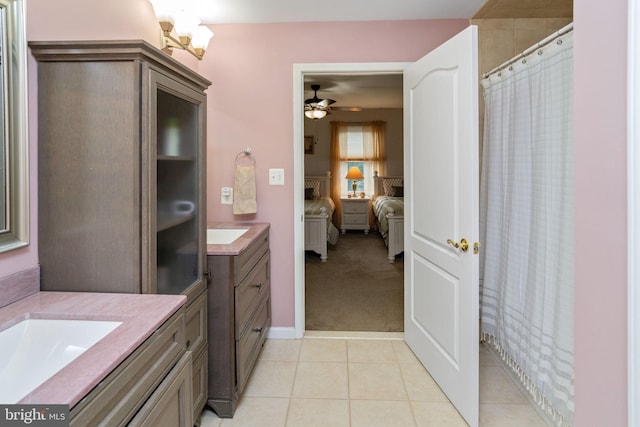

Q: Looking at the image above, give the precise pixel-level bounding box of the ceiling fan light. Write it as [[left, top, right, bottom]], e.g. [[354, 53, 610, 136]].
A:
[[304, 84, 334, 119], [305, 109, 327, 120]]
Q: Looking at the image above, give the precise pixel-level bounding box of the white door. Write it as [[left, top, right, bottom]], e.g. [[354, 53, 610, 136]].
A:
[[404, 26, 479, 427]]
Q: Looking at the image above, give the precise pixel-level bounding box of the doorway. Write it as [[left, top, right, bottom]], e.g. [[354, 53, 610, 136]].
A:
[[293, 62, 407, 337], [302, 73, 404, 332]]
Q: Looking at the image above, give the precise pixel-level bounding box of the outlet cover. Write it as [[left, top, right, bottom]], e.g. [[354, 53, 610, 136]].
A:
[[221, 187, 233, 204]]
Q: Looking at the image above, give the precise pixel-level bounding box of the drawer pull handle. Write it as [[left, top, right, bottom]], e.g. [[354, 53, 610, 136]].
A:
[[186, 339, 191, 348], [252, 283, 263, 289], [253, 327, 263, 334]]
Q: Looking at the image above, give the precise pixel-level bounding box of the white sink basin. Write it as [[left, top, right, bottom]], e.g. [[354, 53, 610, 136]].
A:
[[0, 318, 122, 403], [207, 228, 249, 245]]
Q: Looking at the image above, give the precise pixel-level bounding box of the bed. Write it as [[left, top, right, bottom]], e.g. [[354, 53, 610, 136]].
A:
[[372, 173, 404, 262], [304, 172, 339, 262]]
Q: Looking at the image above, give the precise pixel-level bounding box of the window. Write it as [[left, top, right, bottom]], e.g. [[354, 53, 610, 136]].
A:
[[331, 122, 386, 197]]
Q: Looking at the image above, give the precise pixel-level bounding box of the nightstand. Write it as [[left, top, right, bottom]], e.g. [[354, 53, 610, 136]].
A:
[[341, 197, 370, 234]]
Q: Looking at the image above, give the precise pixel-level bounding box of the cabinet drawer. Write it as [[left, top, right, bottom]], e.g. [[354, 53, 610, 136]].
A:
[[185, 290, 207, 356], [236, 297, 270, 392], [235, 251, 270, 336], [71, 309, 185, 426], [236, 229, 269, 282], [343, 202, 368, 214], [343, 214, 368, 225], [128, 351, 193, 427]]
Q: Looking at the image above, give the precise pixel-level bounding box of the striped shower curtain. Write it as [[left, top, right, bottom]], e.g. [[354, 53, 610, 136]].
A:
[[479, 28, 574, 426]]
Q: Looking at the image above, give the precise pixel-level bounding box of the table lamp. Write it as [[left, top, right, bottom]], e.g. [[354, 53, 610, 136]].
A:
[[345, 166, 364, 197]]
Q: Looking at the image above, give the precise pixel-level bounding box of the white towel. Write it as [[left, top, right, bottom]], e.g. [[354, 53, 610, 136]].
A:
[[233, 165, 257, 214]]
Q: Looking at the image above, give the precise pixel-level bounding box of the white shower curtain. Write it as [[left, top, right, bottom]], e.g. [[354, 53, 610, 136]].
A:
[[480, 28, 574, 426]]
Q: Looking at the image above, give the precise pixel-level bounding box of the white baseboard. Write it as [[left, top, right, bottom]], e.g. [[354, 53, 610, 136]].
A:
[[266, 327, 405, 340], [266, 327, 297, 339]]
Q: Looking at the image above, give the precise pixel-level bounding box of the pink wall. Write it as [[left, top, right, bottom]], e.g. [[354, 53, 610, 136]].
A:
[[28, 0, 159, 43], [198, 20, 468, 327], [574, 0, 628, 425]]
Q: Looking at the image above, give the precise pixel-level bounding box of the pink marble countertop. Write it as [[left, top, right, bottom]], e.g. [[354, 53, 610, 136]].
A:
[[0, 291, 186, 407], [206, 222, 269, 255]]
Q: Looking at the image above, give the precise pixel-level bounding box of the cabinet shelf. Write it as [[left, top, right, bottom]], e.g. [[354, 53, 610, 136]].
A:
[[157, 213, 196, 232], [157, 155, 196, 162]]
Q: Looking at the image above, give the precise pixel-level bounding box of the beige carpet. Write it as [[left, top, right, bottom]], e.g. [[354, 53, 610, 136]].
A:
[[305, 230, 404, 332]]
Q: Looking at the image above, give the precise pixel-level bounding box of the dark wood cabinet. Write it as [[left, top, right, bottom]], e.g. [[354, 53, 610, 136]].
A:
[[206, 224, 271, 417], [30, 40, 211, 424]]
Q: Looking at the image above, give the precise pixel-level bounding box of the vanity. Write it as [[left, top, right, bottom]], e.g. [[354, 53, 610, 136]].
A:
[[206, 223, 271, 417], [0, 291, 190, 426]]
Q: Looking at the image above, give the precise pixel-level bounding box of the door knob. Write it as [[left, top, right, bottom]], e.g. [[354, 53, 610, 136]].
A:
[[446, 238, 469, 252]]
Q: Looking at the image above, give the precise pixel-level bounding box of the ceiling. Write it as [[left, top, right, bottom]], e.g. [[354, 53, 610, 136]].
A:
[[188, 0, 573, 24], [193, 0, 487, 25], [305, 75, 404, 110]]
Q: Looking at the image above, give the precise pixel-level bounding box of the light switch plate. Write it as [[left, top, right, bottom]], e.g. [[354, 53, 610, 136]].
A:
[[269, 168, 285, 185]]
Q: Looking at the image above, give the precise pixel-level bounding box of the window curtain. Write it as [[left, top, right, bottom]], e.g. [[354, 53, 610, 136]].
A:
[[480, 28, 573, 426], [330, 121, 386, 226]]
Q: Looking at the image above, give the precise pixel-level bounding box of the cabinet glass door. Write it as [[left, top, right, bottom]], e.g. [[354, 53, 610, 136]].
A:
[[155, 88, 202, 295]]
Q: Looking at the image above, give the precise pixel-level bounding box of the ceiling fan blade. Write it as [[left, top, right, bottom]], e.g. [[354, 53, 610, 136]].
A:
[[304, 95, 321, 105], [304, 84, 336, 107], [331, 106, 362, 112]]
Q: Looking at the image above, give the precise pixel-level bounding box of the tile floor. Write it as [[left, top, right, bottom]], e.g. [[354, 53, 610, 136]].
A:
[[201, 332, 549, 427]]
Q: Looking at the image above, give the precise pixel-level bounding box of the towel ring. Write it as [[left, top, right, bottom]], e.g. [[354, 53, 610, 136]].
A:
[[235, 148, 256, 166]]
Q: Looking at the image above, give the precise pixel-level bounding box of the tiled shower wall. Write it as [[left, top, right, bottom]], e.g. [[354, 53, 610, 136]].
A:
[[472, 18, 573, 77]]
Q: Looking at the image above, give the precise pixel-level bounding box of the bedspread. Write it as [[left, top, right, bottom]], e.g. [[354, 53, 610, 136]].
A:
[[304, 197, 339, 244], [304, 197, 335, 216], [372, 196, 404, 236]]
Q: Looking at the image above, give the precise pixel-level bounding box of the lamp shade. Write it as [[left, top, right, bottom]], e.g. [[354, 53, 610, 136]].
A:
[[149, 0, 175, 22], [190, 26, 214, 49], [345, 166, 364, 180], [173, 10, 200, 37]]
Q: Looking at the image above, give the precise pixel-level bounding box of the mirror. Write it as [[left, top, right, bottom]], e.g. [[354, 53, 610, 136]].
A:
[[0, 0, 28, 253]]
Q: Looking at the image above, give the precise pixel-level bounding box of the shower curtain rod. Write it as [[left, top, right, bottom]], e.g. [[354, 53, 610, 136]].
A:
[[482, 22, 574, 79]]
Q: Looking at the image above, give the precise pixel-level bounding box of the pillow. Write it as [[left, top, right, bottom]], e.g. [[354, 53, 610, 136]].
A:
[[389, 185, 404, 197], [305, 187, 315, 200]]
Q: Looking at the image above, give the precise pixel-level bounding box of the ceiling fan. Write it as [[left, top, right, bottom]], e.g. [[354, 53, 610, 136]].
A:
[[304, 84, 364, 119], [304, 84, 335, 119]]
